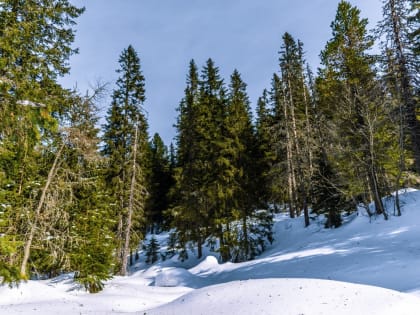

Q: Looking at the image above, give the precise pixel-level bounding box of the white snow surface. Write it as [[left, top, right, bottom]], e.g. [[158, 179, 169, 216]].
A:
[[1, 189, 420, 314]]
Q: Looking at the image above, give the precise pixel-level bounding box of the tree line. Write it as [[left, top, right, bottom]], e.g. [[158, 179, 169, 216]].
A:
[[0, 0, 418, 293]]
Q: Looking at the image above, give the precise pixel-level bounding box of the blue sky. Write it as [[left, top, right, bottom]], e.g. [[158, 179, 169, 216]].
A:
[[61, 0, 383, 145]]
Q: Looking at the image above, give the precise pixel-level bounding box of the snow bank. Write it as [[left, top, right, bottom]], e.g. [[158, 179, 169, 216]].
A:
[[189, 255, 221, 275], [146, 278, 420, 315], [154, 267, 207, 288]]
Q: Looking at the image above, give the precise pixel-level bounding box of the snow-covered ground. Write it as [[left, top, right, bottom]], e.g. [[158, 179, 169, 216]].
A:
[[2, 189, 420, 314]]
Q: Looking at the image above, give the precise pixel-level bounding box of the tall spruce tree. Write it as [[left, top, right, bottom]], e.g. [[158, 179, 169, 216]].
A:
[[226, 70, 273, 262], [269, 73, 292, 215], [171, 59, 209, 260], [102, 45, 149, 276], [199, 59, 237, 262]]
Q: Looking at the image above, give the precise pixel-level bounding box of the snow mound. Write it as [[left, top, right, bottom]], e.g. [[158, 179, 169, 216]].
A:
[[146, 278, 420, 315], [154, 267, 206, 288], [189, 255, 220, 275]]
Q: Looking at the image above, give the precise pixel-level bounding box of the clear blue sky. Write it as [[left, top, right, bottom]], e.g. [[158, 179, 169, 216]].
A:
[[61, 0, 383, 145]]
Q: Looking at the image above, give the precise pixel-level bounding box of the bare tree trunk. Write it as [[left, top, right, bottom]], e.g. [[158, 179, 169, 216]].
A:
[[242, 215, 249, 260], [302, 70, 313, 227], [120, 121, 140, 276], [395, 89, 405, 216], [282, 91, 296, 218], [366, 108, 387, 220], [20, 142, 65, 278], [197, 232, 203, 259]]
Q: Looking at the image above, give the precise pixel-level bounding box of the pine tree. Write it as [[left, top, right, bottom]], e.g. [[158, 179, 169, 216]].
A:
[[102, 45, 149, 276], [198, 59, 235, 262], [226, 70, 273, 262], [268, 74, 290, 213], [171, 59, 209, 260], [145, 236, 161, 264], [311, 149, 347, 228]]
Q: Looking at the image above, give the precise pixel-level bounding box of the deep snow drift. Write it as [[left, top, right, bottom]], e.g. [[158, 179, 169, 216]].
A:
[[1, 189, 420, 314]]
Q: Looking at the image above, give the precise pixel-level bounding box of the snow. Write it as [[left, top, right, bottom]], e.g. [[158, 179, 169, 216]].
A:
[[2, 189, 420, 314], [148, 278, 420, 315]]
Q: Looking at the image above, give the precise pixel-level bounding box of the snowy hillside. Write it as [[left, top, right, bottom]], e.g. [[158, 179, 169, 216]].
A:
[[2, 189, 420, 314]]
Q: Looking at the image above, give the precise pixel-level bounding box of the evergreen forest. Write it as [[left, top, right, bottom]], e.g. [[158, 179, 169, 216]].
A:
[[0, 0, 419, 293]]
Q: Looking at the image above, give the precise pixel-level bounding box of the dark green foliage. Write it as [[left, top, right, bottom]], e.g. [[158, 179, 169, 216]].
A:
[[0, 234, 21, 286], [146, 133, 173, 232], [171, 59, 210, 260], [255, 89, 274, 204], [145, 236, 161, 264], [311, 150, 346, 228]]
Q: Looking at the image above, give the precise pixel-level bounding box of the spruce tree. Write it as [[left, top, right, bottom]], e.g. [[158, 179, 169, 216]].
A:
[[198, 59, 234, 262], [102, 45, 149, 276], [226, 70, 273, 262], [171, 59, 208, 259], [145, 236, 161, 264]]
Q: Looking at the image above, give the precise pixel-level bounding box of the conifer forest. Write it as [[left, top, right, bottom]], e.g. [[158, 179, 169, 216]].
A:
[[0, 0, 419, 293]]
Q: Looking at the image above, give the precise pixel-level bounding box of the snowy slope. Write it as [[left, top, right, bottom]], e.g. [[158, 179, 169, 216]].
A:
[[1, 189, 420, 314]]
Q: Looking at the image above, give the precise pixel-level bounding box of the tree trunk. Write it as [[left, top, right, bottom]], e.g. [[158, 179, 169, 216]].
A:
[[120, 121, 139, 276], [282, 87, 297, 218], [197, 230, 203, 259], [242, 215, 249, 260]]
